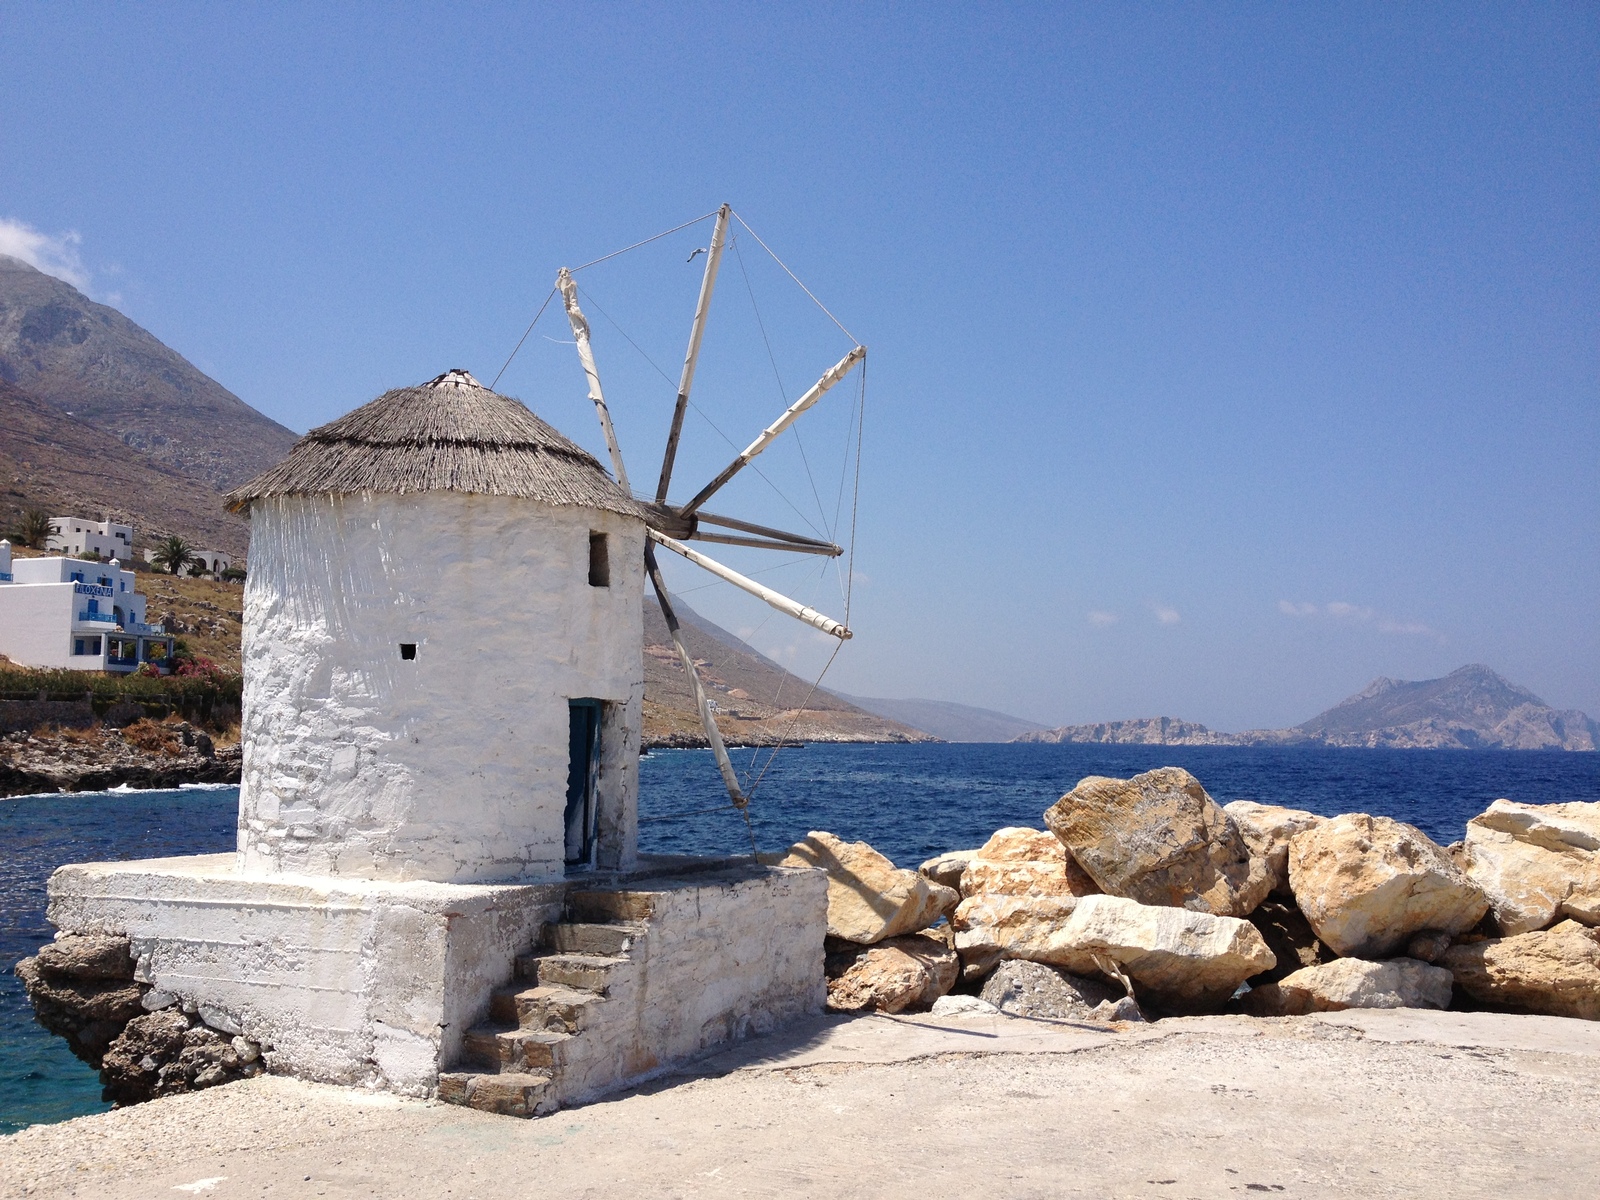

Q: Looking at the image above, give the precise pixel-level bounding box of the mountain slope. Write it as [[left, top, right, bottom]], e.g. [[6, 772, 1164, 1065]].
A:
[[830, 693, 1047, 742], [0, 255, 298, 491], [1016, 665, 1597, 751], [0, 379, 250, 557], [1296, 664, 1598, 750], [642, 599, 931, 746]]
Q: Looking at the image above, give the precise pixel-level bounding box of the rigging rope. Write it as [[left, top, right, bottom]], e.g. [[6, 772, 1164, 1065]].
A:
[[733, 235, 833, 540], [739, 356, 866, 807], [732, 210, 859, 345], [489, 285, 557, 389], [569, 209, 720, 273]]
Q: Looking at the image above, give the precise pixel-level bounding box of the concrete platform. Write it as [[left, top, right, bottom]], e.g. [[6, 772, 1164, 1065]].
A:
[[4, 1007, 1598, 1198]]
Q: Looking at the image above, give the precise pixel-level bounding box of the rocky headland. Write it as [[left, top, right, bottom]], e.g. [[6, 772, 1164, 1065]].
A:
[[0, 721, 240, 797], [1018, 664, 1598, 751]]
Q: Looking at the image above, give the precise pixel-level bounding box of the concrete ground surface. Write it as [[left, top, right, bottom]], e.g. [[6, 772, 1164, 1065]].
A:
[[3, 1008, 1598, 1199]]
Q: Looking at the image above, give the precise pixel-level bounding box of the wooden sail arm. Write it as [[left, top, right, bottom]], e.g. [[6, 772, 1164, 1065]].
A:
[[657, 204, 731, 503], [647, 529, 851, 639], [557, 267, 630, 492], [695, 511, 841, 553], [680, 344, 866, 516], [644, 543, 746, 808], [688, 531, 840, 556]]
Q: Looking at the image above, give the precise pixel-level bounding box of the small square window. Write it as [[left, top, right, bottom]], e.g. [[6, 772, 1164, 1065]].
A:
[[588, 532, 610, 588], [399, 643, 417, 660]]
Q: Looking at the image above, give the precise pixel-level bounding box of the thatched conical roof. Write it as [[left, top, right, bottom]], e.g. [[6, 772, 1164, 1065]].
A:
[[225, 370, 645, 519]]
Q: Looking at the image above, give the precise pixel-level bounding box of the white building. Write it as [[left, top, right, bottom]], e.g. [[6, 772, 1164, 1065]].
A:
[[228, 368, 649, 883], [142, 546, 233, 576], [36, 369, 827, 1112], [47, 515, 133, 560], [0, 540, 175, 671]]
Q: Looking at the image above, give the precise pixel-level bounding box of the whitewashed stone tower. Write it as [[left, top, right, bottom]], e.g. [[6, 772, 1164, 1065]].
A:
[[225, 369, 646, 883]]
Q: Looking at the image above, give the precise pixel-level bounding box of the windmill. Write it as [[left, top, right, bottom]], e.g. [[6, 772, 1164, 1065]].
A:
[[550, 204, 865, 814]]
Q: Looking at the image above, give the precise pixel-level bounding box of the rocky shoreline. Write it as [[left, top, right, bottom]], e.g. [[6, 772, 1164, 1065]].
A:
[[0, 723, 241, 798], [783, 766, 1600, 1025]]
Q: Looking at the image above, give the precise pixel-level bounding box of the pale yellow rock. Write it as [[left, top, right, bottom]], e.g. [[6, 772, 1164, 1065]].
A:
[[1461, 800, 1600, 936], [1288, 814, 1489, 958], [1046, 895, 1276, 1013], [824, 933, 959, 1014], [951, 893, 1085, 981], [918, 850, 981, 891], [1244, 957, 1453, 1016], [776, 831, 958, 944], [1223, 801, 1325, 897], [955, 892, 1273, 1012], [974, 827, 1070, 863], [957, 827, 1100, 900], [1441, 920, 1600, 1021], [1044, 768, 1272, 918]]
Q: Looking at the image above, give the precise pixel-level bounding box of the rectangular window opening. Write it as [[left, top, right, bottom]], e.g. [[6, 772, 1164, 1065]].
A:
[[399, 643, 417, 660], [588, 532, 610, 588]]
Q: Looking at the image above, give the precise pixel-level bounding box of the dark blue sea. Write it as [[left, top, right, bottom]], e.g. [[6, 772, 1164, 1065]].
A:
[[4, 742, 1598, 1134]]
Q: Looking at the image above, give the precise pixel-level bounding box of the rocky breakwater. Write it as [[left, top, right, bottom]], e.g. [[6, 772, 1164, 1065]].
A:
[[14, 934, 265, 1105], [0, 718, 240, 796], [802, 765, 1600, 1026]]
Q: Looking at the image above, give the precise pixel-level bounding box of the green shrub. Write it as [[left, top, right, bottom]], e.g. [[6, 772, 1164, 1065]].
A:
[[0, 664, 242, 729]]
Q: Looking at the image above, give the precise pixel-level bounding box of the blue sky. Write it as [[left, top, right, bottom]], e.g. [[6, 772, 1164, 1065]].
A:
[[2, 4, 1595, 728]]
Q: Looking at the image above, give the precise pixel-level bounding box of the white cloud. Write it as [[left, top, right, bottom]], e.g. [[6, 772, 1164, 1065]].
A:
[[1087, 610, 1118, 627], [1325, 601, 1375, 620], [1378, 618, 1437, 637], [1151, 605, 1181, 626], [1278, 600, 1440, 640], [0, 217, 91, 290]]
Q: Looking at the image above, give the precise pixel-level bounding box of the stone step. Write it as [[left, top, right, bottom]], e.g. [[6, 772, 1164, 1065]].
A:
[[437, 1071, 553, 1119], [567, 889, 658, 924], [516, 952, 631, 993], [543, 921, 643, 957], [512, 984, 609, 1034], [487, 986, 526, 1025], [463, 1024, 575, 1073]]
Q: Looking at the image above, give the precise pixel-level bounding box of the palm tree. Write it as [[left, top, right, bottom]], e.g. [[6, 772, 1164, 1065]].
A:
[[151, 535, 198, 576], [19, 509, 52, 549]]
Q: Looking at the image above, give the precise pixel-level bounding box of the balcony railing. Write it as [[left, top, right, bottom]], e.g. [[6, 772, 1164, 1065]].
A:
[[76, 610, 116, 624], [128, 622, 166, 636]]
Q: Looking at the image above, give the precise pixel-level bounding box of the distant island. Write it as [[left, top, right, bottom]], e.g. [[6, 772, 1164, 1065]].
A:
[[1015, 665, 1598, 751]]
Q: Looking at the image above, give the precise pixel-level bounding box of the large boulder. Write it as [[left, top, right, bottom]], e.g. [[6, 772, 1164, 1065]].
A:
[[1044, 768, 1272, 917], [977, 959, 1139, 1022], [774, 831, 958, 944], [824, 933, 958, 1014], [13, 934, 143, 1066], [951, 894, 1084, 982], [964, 893, 1275, 1013], [1288, 814, 1489, 958], [1460, 800, 1600, 936], [1244, 957, 1453, 1017], [1440, 920, 1600, 1021], [1224, 801, 1325, 897], [958, 827, 1101, 900]]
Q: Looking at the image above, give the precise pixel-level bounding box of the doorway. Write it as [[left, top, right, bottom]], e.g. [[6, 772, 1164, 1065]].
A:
[[565, 700, 602, 868]]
